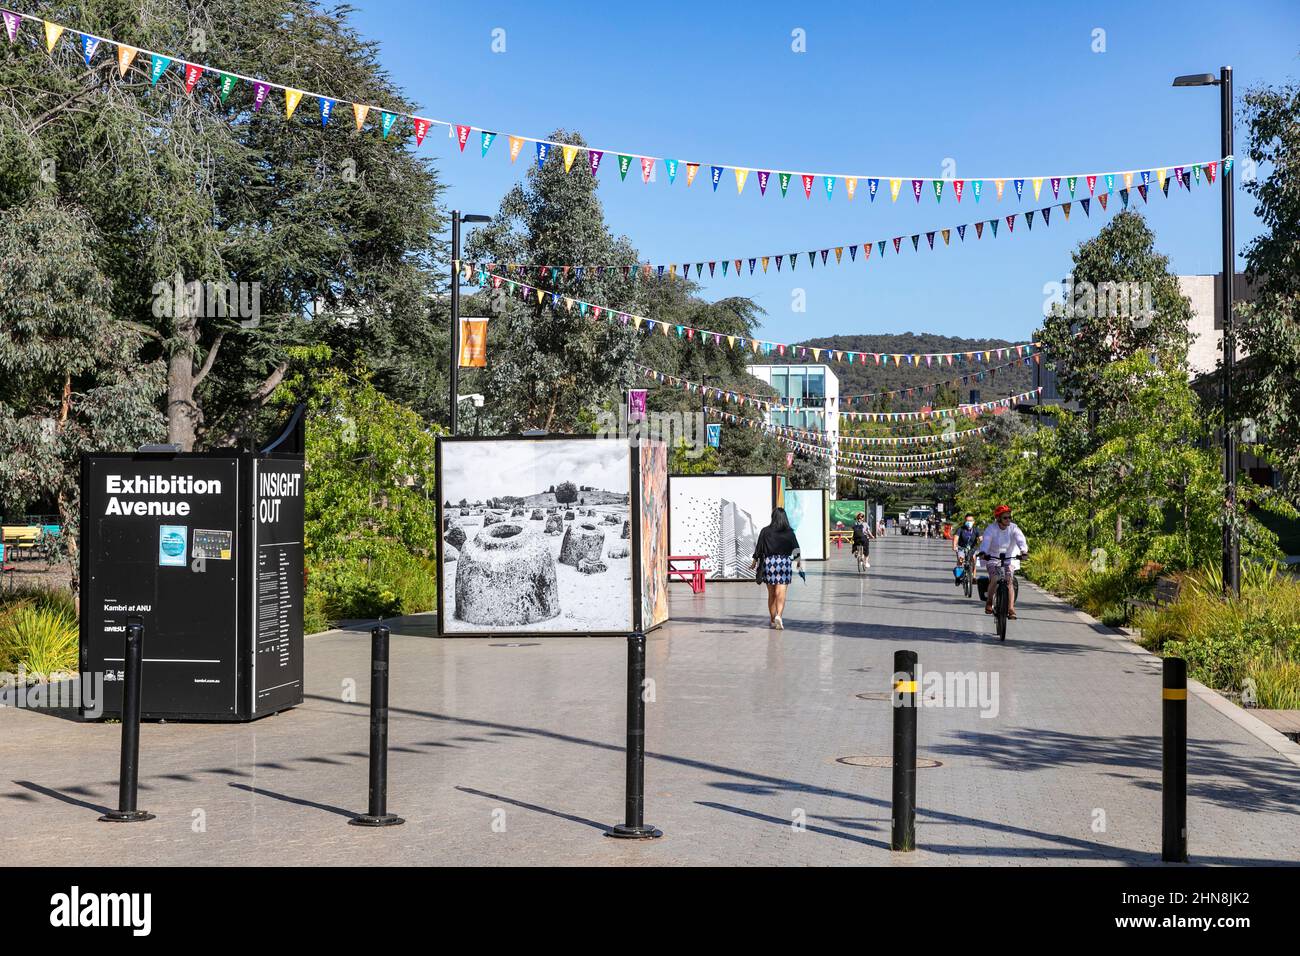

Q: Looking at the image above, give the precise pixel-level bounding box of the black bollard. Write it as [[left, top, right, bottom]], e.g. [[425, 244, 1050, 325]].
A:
[[99, 616, 154, 823], [891, 649, 918, 852], [607, 630, 662, 839], [350, 624, 404, 827], [1161, 657, 1187, 862]]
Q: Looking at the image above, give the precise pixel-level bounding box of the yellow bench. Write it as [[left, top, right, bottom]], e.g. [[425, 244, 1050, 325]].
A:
[[1, 526, 41, 558]]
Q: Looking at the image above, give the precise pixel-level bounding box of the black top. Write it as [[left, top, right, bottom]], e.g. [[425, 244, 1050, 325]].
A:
[[852, 521, 872, 546], [754, 525, 801, 560]]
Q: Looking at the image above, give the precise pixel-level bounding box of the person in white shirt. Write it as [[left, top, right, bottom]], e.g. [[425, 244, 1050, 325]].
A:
[[979, 504, 1028, 617]]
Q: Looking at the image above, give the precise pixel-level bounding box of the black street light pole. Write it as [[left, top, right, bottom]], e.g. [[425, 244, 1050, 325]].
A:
[[1174, 68, 1238, 597], [449, 210, 490, 437]]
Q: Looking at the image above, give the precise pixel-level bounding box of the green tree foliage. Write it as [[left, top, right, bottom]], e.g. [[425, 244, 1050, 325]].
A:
[[0, 200, 165, 588], [0, 0, 445, 450], [1238, 70, 1300, 500], [1038, 211, 1193, 411], [281, 354, 440, 622]]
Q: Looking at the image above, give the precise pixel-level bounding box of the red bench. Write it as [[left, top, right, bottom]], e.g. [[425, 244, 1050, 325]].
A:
[[668, 554, 709, 594]]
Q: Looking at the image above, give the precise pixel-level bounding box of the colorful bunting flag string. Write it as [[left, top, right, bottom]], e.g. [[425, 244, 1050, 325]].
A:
[[838, 388, 1041, 421], [469, 264, 1041, 368], [469, 165, 1218, 281], [7, 11, 1230, 208], [704, 406, 996, 447]]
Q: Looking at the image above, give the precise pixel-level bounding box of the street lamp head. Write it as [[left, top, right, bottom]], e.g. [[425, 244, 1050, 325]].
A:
[[461, 214, 492, 224], [1172, 72, 1217, 87]]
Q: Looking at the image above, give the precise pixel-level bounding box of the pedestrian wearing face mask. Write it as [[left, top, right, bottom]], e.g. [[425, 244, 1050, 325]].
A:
[[952, 512, 981, 587]]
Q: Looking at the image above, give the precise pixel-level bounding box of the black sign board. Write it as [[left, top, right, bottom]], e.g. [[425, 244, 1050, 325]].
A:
[[80, 452, 304, 721]]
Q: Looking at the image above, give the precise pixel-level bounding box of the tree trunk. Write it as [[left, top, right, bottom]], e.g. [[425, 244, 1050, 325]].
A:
[[166, 305, 200, 451]]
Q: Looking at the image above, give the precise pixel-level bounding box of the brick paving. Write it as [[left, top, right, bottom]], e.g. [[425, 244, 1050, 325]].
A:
[[2, 535, 1298, 865]]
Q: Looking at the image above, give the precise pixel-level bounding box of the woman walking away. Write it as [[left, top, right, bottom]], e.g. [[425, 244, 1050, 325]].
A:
[[852, 511, 873, 574], [752, 507, 802, 630]]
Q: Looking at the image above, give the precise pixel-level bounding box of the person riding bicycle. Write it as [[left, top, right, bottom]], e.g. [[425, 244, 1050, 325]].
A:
[[952, 513, 980, 587], [851, 512, 873, 569], [979, 505, 1028, 618]]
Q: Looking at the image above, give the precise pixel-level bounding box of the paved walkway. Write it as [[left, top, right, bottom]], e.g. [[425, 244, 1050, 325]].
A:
[[3, 536, 1298, 865]]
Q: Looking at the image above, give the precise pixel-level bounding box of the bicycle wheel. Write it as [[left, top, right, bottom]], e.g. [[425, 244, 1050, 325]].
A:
[[964, 564, 973, 598], [995, 580, 1008, 640]]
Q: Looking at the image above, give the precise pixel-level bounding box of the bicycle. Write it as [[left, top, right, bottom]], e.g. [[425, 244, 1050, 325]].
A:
[[984, 551, 1020, 640], [955, 546, 976, 598]]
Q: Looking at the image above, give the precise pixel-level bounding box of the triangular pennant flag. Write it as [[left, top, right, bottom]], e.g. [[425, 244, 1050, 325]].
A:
[[1050, 177, 1060, 199], [749, 257, 757, 274], [412, 117, 432, 146], [957, 224, 967, 241], [81, 34, 100, 66], [535, 141, 550, 168], [588, 149, 603, 177], [217, 73, 238, 103], [711, 166, 724, 191], [1137, 184, 1148, 203], [1006, 215, 1016, 233], [1206, 161, 1218, 184], [616, 155, 631, 181], [824, 175, 835, 200], [253, 81, 272, 112], [1061, 202, 1071, 220], [877, 240, 886, 256], [820, 249, 829, 265], [1080, 197, 1090, 216], [44, 21, 64, 53], [1026, 210, 1035, 230], [941, 229, 950, 246], [775, 255, 783, 271], [2, 10, 19, 43], [849, 244, 858, 261], [868, 178, 879, 201], [834, 246, 844, 263], [352, 103, 370, 130], [972, 180, 983, 202], [686, 163, 700, 186], [284, 88, 304, 120], [1014, 179, 1025, 201], [890, 178, 902, 202], [845, 177, 858, 201], [562, 144, 579, 172], [952, 180, 964, 203], [508, 136, 525, 162], [1031, 178, 1043, 201], [379, 110, 399, 137], [911, 179, 924, 202], [893, 237, 902, 254], [149, 54, 171, 84], [117, 45, 138, 76], [761, 256, 769, 273], [933, 179, 944, 203], [734, 167, 749, 194], [1119, 188, 1130, 208], [641, 157, 655, 183], [990, 219, 999, 237], [779, 172, 792, 197], [318, 96, 335, 126], [926, 232, 935, 249], [802, 174, 814, 199], [456, 125, 472, 152], [664, 158, 678, 183], [480, 130, 496, 157], [994, 179, 1005, 201], [1098, 192, 1108, 211]]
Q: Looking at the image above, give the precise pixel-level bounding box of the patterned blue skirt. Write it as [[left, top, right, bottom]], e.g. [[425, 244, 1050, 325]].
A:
[[764, 554, 793, 585]]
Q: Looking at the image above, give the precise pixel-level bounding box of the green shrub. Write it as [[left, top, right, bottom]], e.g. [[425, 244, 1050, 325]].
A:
[[1072, 565, 1142, 627], [0, 604, 79, 680], [1246, 649, 1300, 710], [1022, 543, 1087, 595], [306, 550, 437, 626]]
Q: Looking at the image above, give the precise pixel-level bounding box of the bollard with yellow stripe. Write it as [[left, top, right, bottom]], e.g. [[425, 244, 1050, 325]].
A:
[[1162, 657, 1188, 863], [891, 649, 918, 852]]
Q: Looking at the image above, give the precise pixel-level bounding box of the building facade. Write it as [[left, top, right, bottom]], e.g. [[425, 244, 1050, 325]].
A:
[[746, 364, 840, 488]]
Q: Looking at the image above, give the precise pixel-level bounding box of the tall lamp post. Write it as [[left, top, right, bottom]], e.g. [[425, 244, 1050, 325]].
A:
[[1173, 68, 1238, 596], [450, 210, 491, 436]]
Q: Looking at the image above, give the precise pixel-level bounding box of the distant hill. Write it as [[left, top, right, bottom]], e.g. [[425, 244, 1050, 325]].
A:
[[766, 333, 1037, 410]]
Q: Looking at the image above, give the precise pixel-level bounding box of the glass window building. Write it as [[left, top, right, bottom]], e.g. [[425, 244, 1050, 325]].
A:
[[745, 364, 839, 488]]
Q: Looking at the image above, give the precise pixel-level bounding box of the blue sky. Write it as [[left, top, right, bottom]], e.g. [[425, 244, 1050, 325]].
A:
[[351, 0, 1299, 345]]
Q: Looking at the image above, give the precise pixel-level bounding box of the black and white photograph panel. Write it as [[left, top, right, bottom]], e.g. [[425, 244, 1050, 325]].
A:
[[440, 439, 633, 633]]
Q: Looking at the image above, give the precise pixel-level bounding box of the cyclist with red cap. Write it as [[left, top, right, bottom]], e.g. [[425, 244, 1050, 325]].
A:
[[979, 505, 1028, 618]]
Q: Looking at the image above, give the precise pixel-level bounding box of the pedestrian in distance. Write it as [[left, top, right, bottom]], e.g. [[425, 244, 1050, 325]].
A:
[[751, 507, 803, 630], [852, 511, 873, 574]]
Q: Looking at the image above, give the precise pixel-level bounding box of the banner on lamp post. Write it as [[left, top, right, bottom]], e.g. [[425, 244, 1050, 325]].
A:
[[627, 389, 647, 423], [458, 318, 488, 368], [706, 423, 721, 448]]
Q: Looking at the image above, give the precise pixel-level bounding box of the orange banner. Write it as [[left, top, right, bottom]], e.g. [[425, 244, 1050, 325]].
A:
[[458, 319, 488, 368]]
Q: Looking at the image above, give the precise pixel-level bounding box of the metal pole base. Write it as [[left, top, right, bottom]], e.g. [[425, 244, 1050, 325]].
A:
[[605, 823, 662, 840], [349, 814, 405, 827], [98, 810, 155, 823]]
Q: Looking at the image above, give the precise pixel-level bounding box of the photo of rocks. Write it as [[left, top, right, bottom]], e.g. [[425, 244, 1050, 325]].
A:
[[439, 439, 634, 633]]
